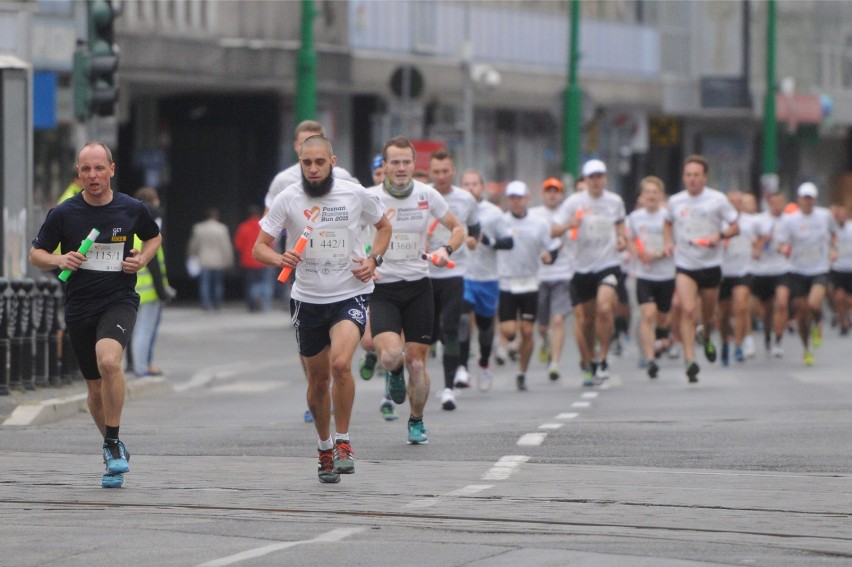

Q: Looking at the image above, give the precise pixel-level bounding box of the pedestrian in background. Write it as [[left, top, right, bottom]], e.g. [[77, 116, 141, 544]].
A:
[[30, 141, 161, 489], [187, 207, 234, 311], [131, 187, 174, 377], [234, 204, 274, 313]]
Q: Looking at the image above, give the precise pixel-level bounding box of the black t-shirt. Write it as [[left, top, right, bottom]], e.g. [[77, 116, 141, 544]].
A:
[[32, 192, 160, 322]]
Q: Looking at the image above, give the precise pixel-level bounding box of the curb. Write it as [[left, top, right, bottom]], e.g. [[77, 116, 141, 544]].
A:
[[1, 376, 174, 427]]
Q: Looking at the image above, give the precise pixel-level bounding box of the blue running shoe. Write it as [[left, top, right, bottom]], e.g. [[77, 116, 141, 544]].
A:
[[734, 346, 745, 362], [408, 420, 429, 444], [386, 366, 406, 404], [304, 409, 314, 423], [102, 440, 129, 474], [721, 343, 730, 367], [102, 472, 124, 489]]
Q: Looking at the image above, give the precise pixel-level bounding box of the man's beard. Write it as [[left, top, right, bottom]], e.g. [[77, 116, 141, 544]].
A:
[[302, 171, 334, 198]]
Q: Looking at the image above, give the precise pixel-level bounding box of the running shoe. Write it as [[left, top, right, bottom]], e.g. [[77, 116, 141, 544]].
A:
[[453, 365, 471, 389], [477, 366, 493, 392], [304, 409, 314, 423], [407, 420, 429, 444], [380, 400, 398, 421], [439, 387, 456, 411], [333, 440, 355, 474], [516, 374, 527, 391], [841, 327, 849, 337], [547, 361, 560, 381], [803, 350, 814, 367], [686, 361, 700, 383], [721, 343, 730, 367], [594, 359, 609, 382], [667, 342, 682, 359], [704, 338, 717, 363], [102, 472, 124, 489], [102, 440, 129, 475], [494, 346, 507, 366], [638, 359, 649, 369], [647, 360, 659, 379], [771, 343, 784, 358], [537, 342, 551, 364], [612, 336, 623, 356], [385, 366, 407, 404], [743, 335, 756, 358], [653, 339, 667, 359], [811, 326, 823, 348], [508, 347, 519, 362], [359, 352, 377, 381], [734, 346, 745, 363], [317, 449, 340, 484], [582, 370, 594, 387]]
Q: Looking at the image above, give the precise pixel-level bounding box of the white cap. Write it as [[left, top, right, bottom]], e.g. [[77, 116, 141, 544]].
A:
[[797, 182, 818, 199], [582, 159, 607, 177], [505, 180, 529, 197]]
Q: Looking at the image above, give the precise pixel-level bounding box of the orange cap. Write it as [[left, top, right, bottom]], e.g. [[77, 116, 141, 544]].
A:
[[542, 177, 564, 192]]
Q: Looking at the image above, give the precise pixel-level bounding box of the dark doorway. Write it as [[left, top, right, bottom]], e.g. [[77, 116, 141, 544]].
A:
[[158, 95, 279, 300]]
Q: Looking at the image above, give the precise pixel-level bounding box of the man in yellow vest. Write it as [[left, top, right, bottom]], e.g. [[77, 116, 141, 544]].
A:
[[131, 187, 175, 376]]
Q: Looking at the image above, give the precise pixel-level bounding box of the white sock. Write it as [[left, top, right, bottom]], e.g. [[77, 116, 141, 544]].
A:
[[334, 432, 349, 442], [318, 437, 333, 451]]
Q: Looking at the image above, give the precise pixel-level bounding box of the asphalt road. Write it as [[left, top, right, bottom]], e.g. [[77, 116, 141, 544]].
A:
[[1, 303, 850, 566]]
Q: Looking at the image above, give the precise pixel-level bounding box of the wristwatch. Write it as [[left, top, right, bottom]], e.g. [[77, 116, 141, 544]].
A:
[[369, 253, 384, 267], [443, 244, 453, 256]]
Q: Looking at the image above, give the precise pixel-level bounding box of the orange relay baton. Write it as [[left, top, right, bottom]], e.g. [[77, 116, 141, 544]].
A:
[[421, 253, 456, 269], [569, 209, 583, 240], [278, 226, 313, 283]]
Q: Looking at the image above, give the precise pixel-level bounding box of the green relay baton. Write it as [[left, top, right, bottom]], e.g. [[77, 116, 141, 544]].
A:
[[58, 228, 100, 282]]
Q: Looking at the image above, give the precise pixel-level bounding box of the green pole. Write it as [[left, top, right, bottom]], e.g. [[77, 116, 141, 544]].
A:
[[762, 0, 777, 175], [296, 0, 317, 123], [563, 0, 582, 182]]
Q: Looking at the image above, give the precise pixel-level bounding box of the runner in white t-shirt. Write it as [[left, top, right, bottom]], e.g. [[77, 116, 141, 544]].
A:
[[750, 191, 792, 356], [552, 159, 627, 386], [459, 169, 513, 392], [626, 176, 675, 380], [427, 149, 480, 411], [829, 205, 852, 335], [663, 155, 739, 383], [497, 181, 558, 391], [365, 136, 463, 445], [718, 191, 759, 366], [255, 135, 391, 484], [529, 177, 574, 382], [775, 182, 838, 366]]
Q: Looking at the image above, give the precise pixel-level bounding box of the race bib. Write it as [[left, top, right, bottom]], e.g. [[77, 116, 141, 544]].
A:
[[80, 242, 123, 272], [793, 243, 823, 264], [305, 229, 350, 261], [681, 219, 715, 242], [385, 231, 421, 261], [643, 233, 664, 254], [583, 215, 612, 241]]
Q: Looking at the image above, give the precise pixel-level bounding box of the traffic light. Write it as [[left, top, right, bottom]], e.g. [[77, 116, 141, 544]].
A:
[[87, 0, 119, 116]]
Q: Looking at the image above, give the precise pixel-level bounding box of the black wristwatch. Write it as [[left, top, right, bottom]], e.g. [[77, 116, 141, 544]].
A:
[[443, 244, 453, 256], [369, 253, 383, 267]]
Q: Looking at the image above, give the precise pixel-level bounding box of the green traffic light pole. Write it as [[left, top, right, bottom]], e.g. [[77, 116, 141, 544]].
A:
[[762, 0, 777, 180], [563, 0, 582, 185], [295, 0, 317, 124]]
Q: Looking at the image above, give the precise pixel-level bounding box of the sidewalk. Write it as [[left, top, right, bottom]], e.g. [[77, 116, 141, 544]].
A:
[[0, 301, 289, 426]]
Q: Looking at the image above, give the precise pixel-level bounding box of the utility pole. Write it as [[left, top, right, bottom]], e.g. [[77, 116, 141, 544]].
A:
[[296, 0, 317, 123], [563, 0, 581, 185], [762, 0, 777, 178]]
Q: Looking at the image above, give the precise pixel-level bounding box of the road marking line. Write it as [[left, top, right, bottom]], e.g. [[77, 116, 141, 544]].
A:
[[581, 392, 598, 399], [210, 382, 283, 394], [538, 423, 564, 430], [556, 412, 578, 419], [481, 455, 529, 480], [571, 401, 591, 408], [197, 527, 364, 567], [517, 433, 546, 446]]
